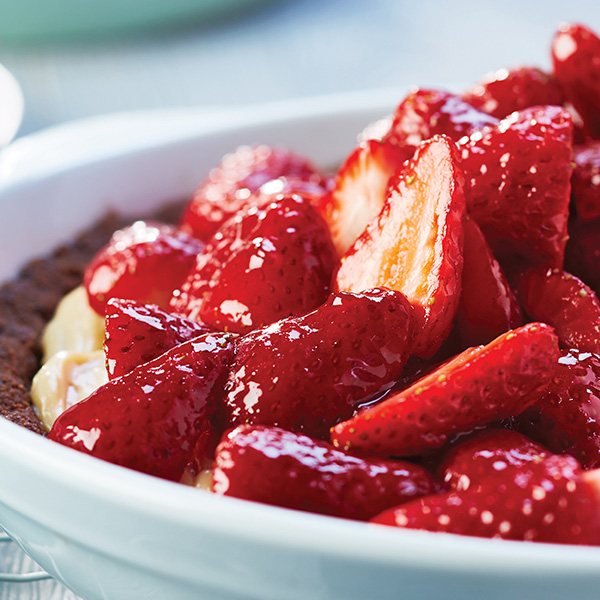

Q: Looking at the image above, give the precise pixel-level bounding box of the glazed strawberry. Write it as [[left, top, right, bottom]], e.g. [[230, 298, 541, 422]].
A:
[[516, 349, 600, 469], [84, 221, 204, 315], [331, 323, 559, 457], [212, 425, 434, 521], [319, 139, 415, 257], [565, 216, 600, 296], [104, 298, 213, 379], [48, 332, 236, 481], [572, 140, 600, 220], [372, 453, 600, 545], [552, 23, 600, 140], [455, 218, 522, 347], [180, 145, 323, 240], [335, 135, 465, 358], [459, 105, 573, 269], [514, 268, 600, 354], [357, 114, 394, 143], [385, 88, 498, 147], [462, 66, 563, 119], [223, 288, 415, 439], [170, 194, 337, 334]]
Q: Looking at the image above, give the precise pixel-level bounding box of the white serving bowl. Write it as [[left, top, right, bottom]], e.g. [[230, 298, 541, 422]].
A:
[[0, 63, 24, 149], [1, 90, 600, 600]]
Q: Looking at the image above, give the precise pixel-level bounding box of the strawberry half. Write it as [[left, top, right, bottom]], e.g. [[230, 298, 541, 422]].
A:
[[373, 449, 600, 545], [462, 66, 564, 119], [223, 288, 415, 440], [83, 221, 204, 315], [516, 348, 600, 469], [572, 140, 600, 220], [335, 135, 466, 358], [104, 298, 213, 379], [180, 145, 324, 240], [385, 88, 498, 147], [552, 23, 600, 140], [514, 268, 600, 354], [455, 217, 522, 347], [319, 138, 415, 257], [459, 105, 573, 269], [170, 193, 337, 334], [48, 332, 236, 481], [212, 425, 434, 521], [331, 323, 559, 457], [565, 216, 600, 296]]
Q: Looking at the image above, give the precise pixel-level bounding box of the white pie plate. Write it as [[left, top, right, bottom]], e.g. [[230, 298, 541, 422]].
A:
[[1, 90, 600, 600]]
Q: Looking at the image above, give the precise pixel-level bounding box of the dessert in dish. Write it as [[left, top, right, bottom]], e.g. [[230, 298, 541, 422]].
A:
[[5, 21, 600, 546]]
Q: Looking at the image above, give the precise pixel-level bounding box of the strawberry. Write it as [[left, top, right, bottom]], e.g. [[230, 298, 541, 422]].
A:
[[384, 88, 498, 147], [104, 298, 213, 379], [222, 288, 415, 440], [455, 217, 522, 347], [318, 139, 415, 257], [357, 114, 394, 143], [170, 194, 337, 334], [552, 23, 600, 140], [372, 452, 600, 545], [330, 323, 559, 457], [462, 66, 564, 119], [514, 268, 600, 354], [212, 425, 434, 521], [180, 145, 323, 240], [565, 216, 600, 296], [459, 105, 573, 269], [83, 221, 204, 315], [48, 332, 236, 481], [572, 140, 600, 220], [516, 348, 600, 469], [335, 135, 466, 358]]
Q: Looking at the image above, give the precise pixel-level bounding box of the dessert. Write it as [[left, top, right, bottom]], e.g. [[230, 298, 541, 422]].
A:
[[5, 21, 600, 547]]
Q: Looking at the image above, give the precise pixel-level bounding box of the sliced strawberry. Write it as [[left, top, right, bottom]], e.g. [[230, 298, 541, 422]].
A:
[[565, 216, 600, 296], [212, 425, 434, 521], [514, 268, 600, 353], [170, 194, 337, 334], [385, 88, 498, 147], [552, 23, 600, 140], [372, 453, 600, 545], [516, 348, 600, 469], [462, 66, 564, 119], [357, 114, 394, 143], [455, 217, 522, 347], [104, 298, 213, 379], [48, 332, 236, 481], [331, 323, 559, 457], [319, 139, 415, 257], [335, 135, 466, 358], [223, 288, 415, 440], [572, 140, 600, 220], [180, 145, 323, 240], [459, 105, 573, 269], [83, 221, 204, 315]]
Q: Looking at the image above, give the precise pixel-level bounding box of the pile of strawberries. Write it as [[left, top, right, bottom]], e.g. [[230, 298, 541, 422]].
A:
[[48, 22, 600, 545]]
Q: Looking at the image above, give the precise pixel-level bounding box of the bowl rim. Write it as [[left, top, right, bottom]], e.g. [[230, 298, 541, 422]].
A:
[[0, 63, 24, 149]]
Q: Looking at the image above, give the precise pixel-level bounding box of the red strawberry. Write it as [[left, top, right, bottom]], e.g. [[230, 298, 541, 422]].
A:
[[459, 105, 573, 269], [170, 194, 337, 334], [455, 217, 522, 347], [552, 23, 600, 140], [104, 298, 213, 379], [462, 66, 564, 119], [385, 88, 498, 147], [514, 268, 600, 354], [572, 140, 600, 220], [223, 288, 415, 440], [83, 221, 204, 315], [212, 425, 434, 521], [318, 139, 415, 257], [180, 145, 323, 240], [335, 135, 466, 358], [331, 323, 559, 457], [357, 114, 394, 143], [565, 216, 600, 296], [48, 332, 236, 481], [516, 348, 600, 469], [372, 453, 600, 545]]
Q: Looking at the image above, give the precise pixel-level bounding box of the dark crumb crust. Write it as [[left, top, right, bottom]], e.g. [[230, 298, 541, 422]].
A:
[[0, 201, 183, 435]]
